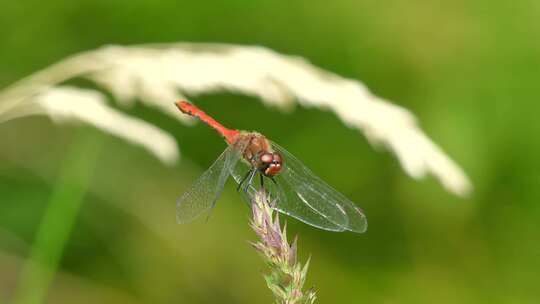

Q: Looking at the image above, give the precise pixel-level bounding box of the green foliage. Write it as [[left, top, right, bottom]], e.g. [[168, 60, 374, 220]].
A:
[[10, 132, 102, 304]]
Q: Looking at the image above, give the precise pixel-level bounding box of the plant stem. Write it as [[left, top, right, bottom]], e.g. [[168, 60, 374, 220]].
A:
[[11, 131, 103, 304]]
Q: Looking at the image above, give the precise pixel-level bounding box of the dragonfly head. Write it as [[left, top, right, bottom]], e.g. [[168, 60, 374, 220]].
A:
[[260, 151, 283, 177]]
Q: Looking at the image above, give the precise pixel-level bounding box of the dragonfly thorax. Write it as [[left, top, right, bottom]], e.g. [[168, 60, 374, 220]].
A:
[[239, 132, 283, 177]]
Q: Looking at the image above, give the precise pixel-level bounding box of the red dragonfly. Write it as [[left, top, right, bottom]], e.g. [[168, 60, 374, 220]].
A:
[[175, 101, 367, 233]]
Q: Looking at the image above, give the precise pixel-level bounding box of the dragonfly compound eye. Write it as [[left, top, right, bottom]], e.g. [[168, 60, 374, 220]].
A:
[[272, 152, 283, 164], [263, 152, 283, 176], [260, 152, 273, 164]]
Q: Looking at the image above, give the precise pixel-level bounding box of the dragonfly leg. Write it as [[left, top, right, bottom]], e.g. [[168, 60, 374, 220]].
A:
[[260, 173, 265, 188], [243, 168, 258, 193], [236, 170, 252, 192], [268, 176, 281, 207]]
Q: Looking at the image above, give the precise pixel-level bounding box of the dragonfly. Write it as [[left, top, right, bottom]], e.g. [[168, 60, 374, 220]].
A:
[[175, 101, 367, 233]]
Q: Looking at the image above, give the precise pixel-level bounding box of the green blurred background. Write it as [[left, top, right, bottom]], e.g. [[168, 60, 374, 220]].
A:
[[1, 0, 539, 303]]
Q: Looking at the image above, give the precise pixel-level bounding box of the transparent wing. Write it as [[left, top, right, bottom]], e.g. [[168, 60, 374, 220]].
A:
[[230, 142, 367, 233], [272, 142, 367, 232], [176, 145, 243, 223]]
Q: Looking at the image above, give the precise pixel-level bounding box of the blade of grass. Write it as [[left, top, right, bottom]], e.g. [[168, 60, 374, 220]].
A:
[[11, 130, 103, 304]]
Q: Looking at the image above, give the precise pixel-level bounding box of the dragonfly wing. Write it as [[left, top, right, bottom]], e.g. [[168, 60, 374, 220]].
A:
[[228, 142, 366, 232], [176, 145, 243, 223], [268, 171, 349, 232], [270, 142, 368, 233], [230, 159, 351, 232]]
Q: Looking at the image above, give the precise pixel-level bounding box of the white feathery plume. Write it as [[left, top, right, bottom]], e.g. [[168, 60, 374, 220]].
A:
[[0, 43, 471, 196], [1, 86, 178, 165]]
